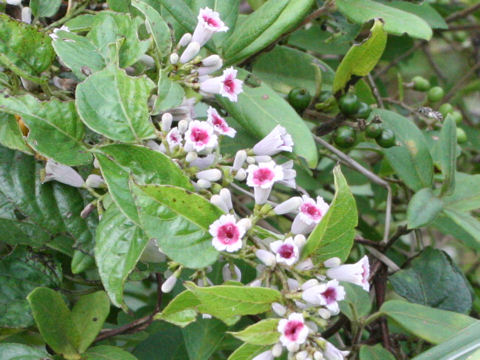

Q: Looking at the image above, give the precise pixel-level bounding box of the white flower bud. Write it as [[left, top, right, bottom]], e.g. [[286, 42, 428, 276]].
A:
[[287, 278, 300, 291], [210, 195, 229, 213], [198, 55, 223, 76], [161, 113, 173, 132], [80, 203, 96, 219], [247, 156, 256, 164], [256, 249, 276, 267], [237, 218, 252, 232], [178, 33, 192, 47], [140, 54, 155, 68], [271, 302, 286, 317], [43, 160, 84, 188], [232, 150, 247, 171], [197, 168, 222, 182], [301, 279, 319, 290], [306, 321, 318, 333], [178, 119, 189, 133], [186, 152, 198, 163], [180, 41, 200, 64], [161, 273, 178, 293], [222, 263, 241, 282], [234, 168, 247, 181], [249, 279, 262, 287], [196, 179, 211, 189], [296, 258, 314, 271], [294, 234, 306, 248], [93, 158, 100, 169], [272, 343, 283, 357], [274, 197, 302, 215], [253, 351, 274, 360], [169, 53, 179, 64], [318, 308, 331, 320], [21, 7, 32, 24], [85, 174, 104, 188], [287, 343, 299, 353], [202, 313, 213, 319], [146, 140, 163, 153], [255, 155, 272, 163], [6, 0, 22, 5], [324, 257, 342, 268], [201, 55, 222, 67], [296, 351, 308, 360], [314, 351, 324, 360], [219, 188, 233, 212]]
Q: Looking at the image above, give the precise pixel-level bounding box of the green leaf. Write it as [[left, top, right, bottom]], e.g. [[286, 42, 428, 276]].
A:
[[438, 115, 457, 195], [339, 282, 372, 321], [336, 0, 433, 40], [333, 19, 387, 93], [76, 64, 156, 142], [376, 109, 434, 191], [380, 300, 477, 344], [182, 318, 227, 360], [0, 343, 49, 360], [87, 12, 150, 68], [85, 345, 138, 360], [302, 166, 358, 262], [71, 292, 110, 353], [30, 0, 62, 17], [390, 247, 472, 313], [407, 188, 443, 229], [27, 287, 80, 358], [252, 45, 321, 95], [380, 1, 448, 30], [0, 112, 32, 154], [227, 343, 269, 360], [229, 319, 280, 345], [65, 14, 96, 31], [131, 184, 221, 268], [185, 282, 282, 323], [153, 70, 185, 114], [107, 0, 131, 12], [95, 144, 192, 224], [158, 0, 197, 34], [0, 247, 62, 328], [155, 290, 199, 327], [359, 344, 396, 360], [0, 94, 91, 166], [95, 205, 149, 308], [132, 0, 172, 57], [0, 14, 55, 76], [412, 322, 480, 360], [433, 212, 480, 251], [133, 322, 188, 359], [224, 0, 315, 65], [442, 173, 480, 212], [219, 70, 318, 167], [52, 30, 106, 80]]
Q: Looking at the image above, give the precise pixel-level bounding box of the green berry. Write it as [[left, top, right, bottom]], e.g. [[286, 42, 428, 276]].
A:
[[453, 31, 468, 42], [439, 103, 453, 117], [356, 102, 372, 119], [428, 86, 445, 103], [450, 110, 463, 125], [365, 122, 383, 139], [412, 76, 431, 92], [334, 126, 357, 149], [376, 129, 396, 148], [288, 87, 312, 113], [456, 127, 467, 144], [338, 94, 360, 117]]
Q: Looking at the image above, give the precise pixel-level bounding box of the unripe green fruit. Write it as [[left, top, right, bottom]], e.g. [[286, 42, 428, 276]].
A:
[[365, 123, 383, 139], [288, 87, 312, 113], [412, 76, 431, 92], [334, 126, 357, 148], [338, 94, 360, 117], [439, 103, 453, 117], [428, 86, 445, 103], [376, 129, 396, 148], [456, 128, 467, 144], [453, 31, 468, 42], [356, 102, 372, 119], [450, 110, 463, 125]]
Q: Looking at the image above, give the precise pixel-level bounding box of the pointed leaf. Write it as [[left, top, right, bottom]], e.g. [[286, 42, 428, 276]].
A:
[[0, 343, 50, 360], [229, 319, 280, 345], [407, 188, 443, 229], [85, 345, 138, 360], [154, 290, 199, 327], [0, 112, 33, 155], [153, 70, 185, 114], [438, 115, 457, 195]]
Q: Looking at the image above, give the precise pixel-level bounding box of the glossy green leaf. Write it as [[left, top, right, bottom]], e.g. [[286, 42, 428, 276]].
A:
[[390, 247, 472, 313], [380, 300, 477, 344], [0, 112, 32, 154], [95, 144, 192, 224], [76, 64, 156, 142], [438, 115, 457, 195], [219, 70, 318, 167], [95, 205, 149, 308], [381, 1, 447, 30], [433, 212, 480, 251], [0, 247, 62, 328], [333, 19, 387, 93], [65, 14, 96, 31], [339, 282, 372, 321], [185, 282, 282, 323], [131, 184, 221, 268], [0, 14, 55, 76], [71, 292, 110, 353], [87, 12, 150, 67], [228, 343, 269, 360], [359, 344, 396, 360], [252, 45, 321, 95], [229, 319, 280, 345], [27, 287, 80, 358], [336, 0, 432, 40], [155, 290, 199, 327], [182, 318, 227, 360], [133, 322, 188, 359], [407, 188, 443, 229], [30, 0, 62, 17], [0, 94, 91, 166], [442, 173, 480, 212], [158, 0, 197, 34], [107, 0, 131, 12], [153, 70, 185, 114], [85, 345, 138, 360], [302, 166, 357, 262], [132, 0, 172, 56], [0, 343, 49, 360]]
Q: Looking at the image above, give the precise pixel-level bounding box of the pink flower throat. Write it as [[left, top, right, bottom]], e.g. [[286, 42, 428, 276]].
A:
[[217, 223, 240, 245], [253, 168, 274, 185], [190, 127, 210, 145], [284, 320, 304, 342], [203, 15, 220, 27], [301, 203, 322, 220], [278, 244, 294, 259]]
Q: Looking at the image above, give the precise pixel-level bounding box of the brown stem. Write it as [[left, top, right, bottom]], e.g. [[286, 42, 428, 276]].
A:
[[444, 61, 480, 102], [446, 3, 480, 22]]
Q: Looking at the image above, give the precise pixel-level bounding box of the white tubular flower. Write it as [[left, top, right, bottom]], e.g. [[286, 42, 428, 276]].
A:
[[49, 25, 69, 41], [189, 154, 216, 170], [161, 273, 178, 293], [207, 106, 236, 137], [301, 280, 346, 314], [170, 97, 196, 122], [272, 343, 283, 357], [85, 174, 105, 188], [180, 41, 201, 64], [246, 161, 284, 204], [186, 152, 198, 163], [296, 351, 308, 360], [278, 313, 309, 348], [288, 278, 300, 291], [291, 195, 330, 235], [237, 218, 252, 232], [222, 263, 241, 282], [301, 279, 319, 291], [322, 340, 350, 360], [198, 55, 223, 76], [278, 160, 297, 189], [184, 120, 218, 153], [326, 255, 370, 292], [178, 120, 189, 133], [166, 127, 183, 150], [272, 302, 287, 317], [6, 0, 22, 5], [274, 197, 302, 215], [270, 238, 299, 266], [197, 168, 222, 182], [253, 351, 274, 360], [314, 351, 324, 360], [209, 214, 246, 252], [255, 155, 272, 163], [21, 7, 32, 24], [234, 168, 247, 181], [256, 249, 276, 267], [178, 33, 192, 47], [324, 257, 342, 268], [232, 150, 247, 171], [169, 53, 179, 65], [249, 279, 262, 287], [43, 160, 84, 188], [253, 125, 294, 156], [210, 195, 229, 213], [200, 67, 244, 102], [318, 308, 331, 320], [161, 112, 173, 132], [191, 7, 229, 47], [219, 188, 233, 211], [295, 258, 314, 271], [196, 179, 212, 189], [140, 54, 155, 68], [294, 234, 306, 249]]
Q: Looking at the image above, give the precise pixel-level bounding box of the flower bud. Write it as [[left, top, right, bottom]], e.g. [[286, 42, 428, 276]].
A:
[[198, 55, 223, 76], [314, 351, 324, 360], [6, 0, 22, 5], [271, 343, 283, 357], [306, 321, 318, 333], [318, 308, 331, 320], [287, 278, 300, 291], [253, 351, 274, 360], [85, 174, 104, 188], [296, 351, 308, 360], [274, 197, 302, 215], [197, 179, 212, 189], [301, 279, 319, 291], [169, 53, 179, 65], [21, 7, 32, 24], [222, 263, 241, 282], [247, 156, 256, 164], [256, 249, 276, 267], [140, 54, 155, 68], [296, 258, 314, 271], [178, 33, 192, 47], [180, 41, 200, 64], [43, 160, 84, 188], [161, 113, 173, 132], [219, 188, 233, 212], [202, 313, 213, 319], [237, 218, 252, 232], [255, 155, 272, 163], [210, 195, 229, 213], [232, 150, 247, 171], [93, 158, 100, 169], [197, 168, 222, 182], [324, 257, 341, 268], [80, 203, 96, 219], [234, 168, 246, 181], [287, 343, 299, 353], [186, 152, 198, 163], [249, 279, 262, 287], [161, 273, 178, 293], [271, 302, 286, 317], [294, 234, 306, 248], [178, 119, 189, 133]]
